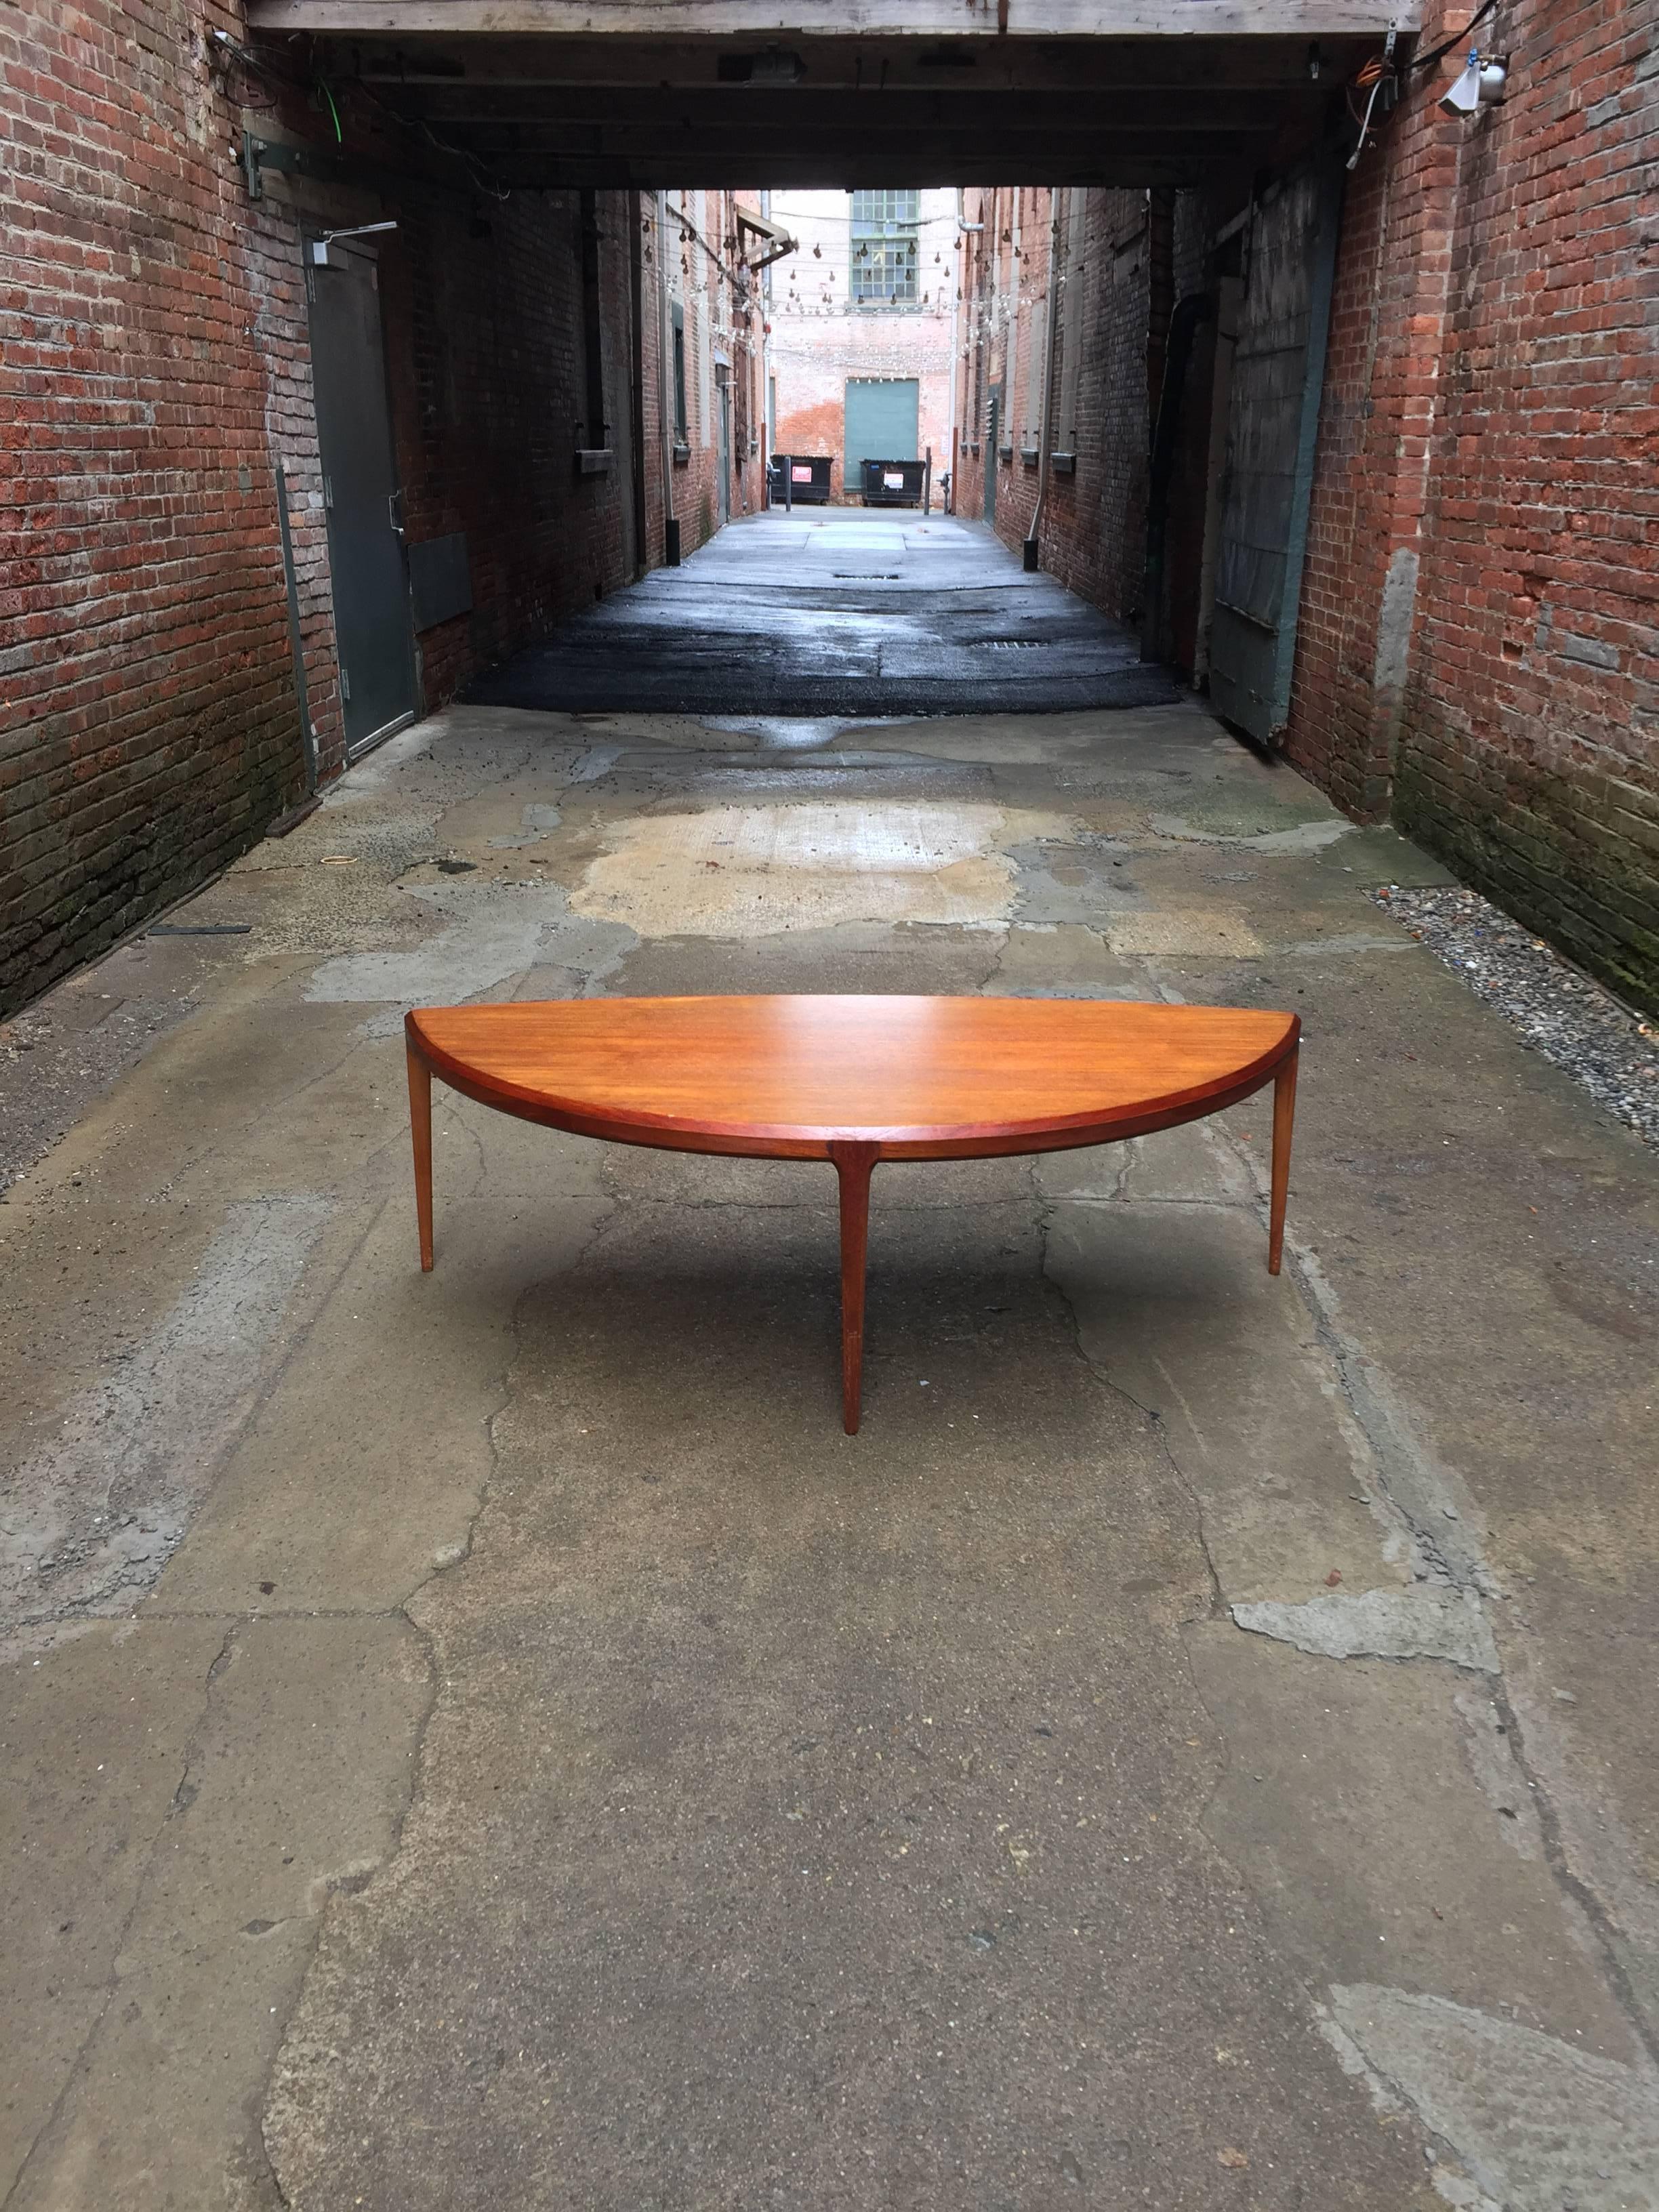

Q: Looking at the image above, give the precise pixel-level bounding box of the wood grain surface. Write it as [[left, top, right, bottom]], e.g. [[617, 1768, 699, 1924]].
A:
[[405, 995, 1298, 1160], [404, 994, 1300, 1431]]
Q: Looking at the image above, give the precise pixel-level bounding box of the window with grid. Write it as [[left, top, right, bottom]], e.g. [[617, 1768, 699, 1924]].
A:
[[849, 190, 921, 309]]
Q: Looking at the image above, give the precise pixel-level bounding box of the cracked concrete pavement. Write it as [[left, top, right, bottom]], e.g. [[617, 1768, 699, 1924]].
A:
[[3, 663, 1657, 2206]]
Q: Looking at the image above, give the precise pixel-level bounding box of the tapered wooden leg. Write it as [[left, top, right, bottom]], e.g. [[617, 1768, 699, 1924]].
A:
[[1268, 1045, 1298, 1276], [830, 1141, 878, 1434], [407, 1041, 434, 1272]]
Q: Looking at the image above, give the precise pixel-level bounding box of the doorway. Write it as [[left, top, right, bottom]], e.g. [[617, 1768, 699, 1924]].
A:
[[1205, 165, 1342, 745], [844, 377, 919, 500], [306, 241, 419, 758]]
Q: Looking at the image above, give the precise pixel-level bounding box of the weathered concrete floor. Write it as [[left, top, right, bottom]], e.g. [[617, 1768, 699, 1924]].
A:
[[470, 508, 1181, 717], [2, 701, 1657, 2211]]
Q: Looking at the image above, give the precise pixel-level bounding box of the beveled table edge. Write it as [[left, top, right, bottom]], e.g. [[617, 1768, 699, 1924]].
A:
[[404, 999, 1300, 1162]]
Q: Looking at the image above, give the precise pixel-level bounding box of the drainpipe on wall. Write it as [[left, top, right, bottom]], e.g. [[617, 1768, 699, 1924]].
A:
[[628, 191, 649, 579], [1193, 273, 1242, 688], [955, 182, 985, 516], [1023, 188, 1061, 573], [656, 192, 680, 566], [945, 197, 962, 515], [1142, 289, 1216, 663]]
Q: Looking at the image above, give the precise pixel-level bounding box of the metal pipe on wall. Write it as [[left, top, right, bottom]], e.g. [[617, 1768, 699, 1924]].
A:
[[1024, 188, 1062, 572], [655, 190, 680, 565], [272, 462, 318, 795], [628, 190, 648, 579]]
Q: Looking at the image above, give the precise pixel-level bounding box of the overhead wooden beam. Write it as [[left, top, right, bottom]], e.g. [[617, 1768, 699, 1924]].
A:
[[386, 85, 1296, 132], [459, 158, 1231, 186], [447, 130, 1267, 166], [249, 1, 1418, 35], [325, 33, 1385, 90]]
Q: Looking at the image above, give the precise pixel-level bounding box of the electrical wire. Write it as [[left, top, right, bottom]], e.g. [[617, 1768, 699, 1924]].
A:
[[1345, 0, 1501, 169], [1408, 0, 1499, 75], [349, 78, 512, 201], [209, 28, 512, 199]]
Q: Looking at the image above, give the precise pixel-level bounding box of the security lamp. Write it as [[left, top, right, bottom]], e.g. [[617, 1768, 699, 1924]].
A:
[[1440, 49, 1481, 112], [308, 221, 398, 268], [1440, 48, 1507, 115]]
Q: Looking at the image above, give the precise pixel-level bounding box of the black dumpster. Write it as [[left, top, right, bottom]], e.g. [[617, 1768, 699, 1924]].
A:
[[860, 457, 930, 508], [771, 453, 833, 506]]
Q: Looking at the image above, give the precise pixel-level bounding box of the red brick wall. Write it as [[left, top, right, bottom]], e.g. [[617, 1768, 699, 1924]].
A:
[[954, 27, 1658, 1010], [641, 190, 765, 567], [957, 185, 1160, 624], [1, 0, 649, 1017], [2, 1, 321, 1016], [1286, 22, 1465, 821], [388, 187, 644, 703], [1289, 0, 1659, 1008]]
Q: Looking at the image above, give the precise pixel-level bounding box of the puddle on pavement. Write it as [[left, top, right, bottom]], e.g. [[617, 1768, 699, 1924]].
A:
[[699, 716, 905, 750]]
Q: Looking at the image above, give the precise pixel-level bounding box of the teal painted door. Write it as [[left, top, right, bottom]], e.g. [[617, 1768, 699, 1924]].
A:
[[1208, 162, 1342, 745], [844, 378, 919, 493]]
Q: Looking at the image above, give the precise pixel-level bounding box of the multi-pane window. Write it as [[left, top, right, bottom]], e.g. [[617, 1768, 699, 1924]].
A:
[[849, 190, 920, 309]]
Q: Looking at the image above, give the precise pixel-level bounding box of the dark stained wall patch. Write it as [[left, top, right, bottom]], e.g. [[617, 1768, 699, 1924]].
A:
[[409, 533, 473, 633]]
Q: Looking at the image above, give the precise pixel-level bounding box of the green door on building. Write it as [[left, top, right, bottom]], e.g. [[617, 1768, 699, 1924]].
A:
[[844, 377, 920, 496]]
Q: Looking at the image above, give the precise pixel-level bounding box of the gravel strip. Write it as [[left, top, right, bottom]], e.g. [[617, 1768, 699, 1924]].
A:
[[1374, 884, 1658, 1149]]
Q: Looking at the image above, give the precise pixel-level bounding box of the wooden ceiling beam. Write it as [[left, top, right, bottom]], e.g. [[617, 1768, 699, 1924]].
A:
[[466, 163, 1231, 188], [383, 85, 1296, 133], [407, 144, 1250, 188], [312, 32, 1385, 91], [248, 1, 1416, 33], [443, 124, 1269, 159]]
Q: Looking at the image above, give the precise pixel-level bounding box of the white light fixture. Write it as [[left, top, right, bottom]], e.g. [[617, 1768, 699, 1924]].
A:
[[1441, 47, 1507, 116], [308, 221, 398, 268]]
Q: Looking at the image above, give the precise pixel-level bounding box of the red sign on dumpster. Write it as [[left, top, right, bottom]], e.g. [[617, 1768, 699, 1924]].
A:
[[792, 464, 813, 483]]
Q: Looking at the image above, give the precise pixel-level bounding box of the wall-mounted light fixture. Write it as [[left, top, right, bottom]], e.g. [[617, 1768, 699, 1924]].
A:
[[308, 221, 398, 269], [1440, 47, 1508, 115]]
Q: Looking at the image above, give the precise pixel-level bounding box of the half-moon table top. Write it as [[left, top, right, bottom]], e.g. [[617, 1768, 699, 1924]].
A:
[[406, 996, 1298, 1161]]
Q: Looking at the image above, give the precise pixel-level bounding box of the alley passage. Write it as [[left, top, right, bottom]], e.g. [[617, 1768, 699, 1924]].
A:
[[470, 509, 1180, 719], [5, 684, 1658, 2211]]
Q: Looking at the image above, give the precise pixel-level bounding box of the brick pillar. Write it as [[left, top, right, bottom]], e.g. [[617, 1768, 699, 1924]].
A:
[[1290, 0, 1659, 1008], [1284, 5, 1465, 821]]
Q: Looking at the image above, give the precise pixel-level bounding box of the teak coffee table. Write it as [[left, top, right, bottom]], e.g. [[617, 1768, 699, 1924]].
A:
[[405, 995, 1298, 1433]]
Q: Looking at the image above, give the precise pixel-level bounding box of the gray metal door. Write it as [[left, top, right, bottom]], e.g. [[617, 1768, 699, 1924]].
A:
[[307, 244, 418, 757], [844, 377, 919, 491], [985, 387, 1000, 528], [1208, 163, 1341, 745]]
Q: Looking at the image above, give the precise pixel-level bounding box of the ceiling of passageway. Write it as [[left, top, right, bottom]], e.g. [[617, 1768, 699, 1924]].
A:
[[241, 17, 1406, 188]]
